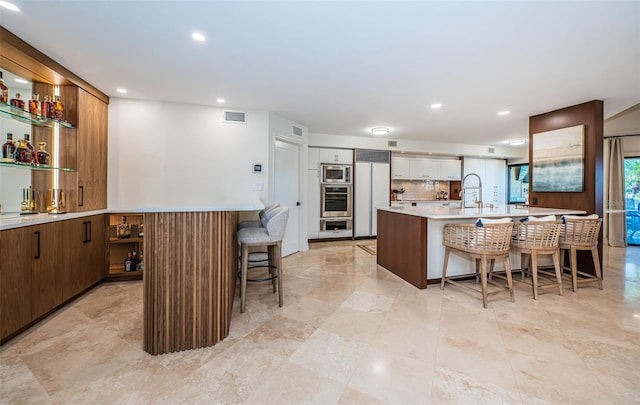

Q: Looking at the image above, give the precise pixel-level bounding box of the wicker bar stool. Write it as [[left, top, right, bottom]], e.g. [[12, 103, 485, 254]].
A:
[[441, 221, 515, 308], [511, 220, 563, 300], [559, 216, 603, 291]]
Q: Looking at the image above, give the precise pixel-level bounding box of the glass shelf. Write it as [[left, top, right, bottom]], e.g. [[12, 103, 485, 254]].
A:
[[0, 161, 76, 172], [0, 101, 76, 129]]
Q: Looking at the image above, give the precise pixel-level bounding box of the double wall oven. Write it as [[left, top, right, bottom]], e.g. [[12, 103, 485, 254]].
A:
[[320, 164, 353, 237]]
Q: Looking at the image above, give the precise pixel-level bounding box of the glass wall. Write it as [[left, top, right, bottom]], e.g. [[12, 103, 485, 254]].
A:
[[626, 156, 640, 245]]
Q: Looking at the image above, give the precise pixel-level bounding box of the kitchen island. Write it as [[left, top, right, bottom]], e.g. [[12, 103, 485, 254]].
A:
[[139, 204, 263, 355], [376, 205, 586, 289]]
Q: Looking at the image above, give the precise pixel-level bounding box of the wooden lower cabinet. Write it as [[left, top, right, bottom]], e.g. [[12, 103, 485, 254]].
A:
[[61, 215, 105, 302], [0, 226, 33, 340], [1, 214, 106, 342]]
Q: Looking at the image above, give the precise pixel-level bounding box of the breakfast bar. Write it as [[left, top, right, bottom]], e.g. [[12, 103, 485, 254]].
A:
[[376, 205, 586, 289]]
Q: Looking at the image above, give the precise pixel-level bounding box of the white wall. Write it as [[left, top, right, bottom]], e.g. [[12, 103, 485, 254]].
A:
[[108, 98, 269, 210], [309, 133, 527, 160], [623, 135, 640, 156]]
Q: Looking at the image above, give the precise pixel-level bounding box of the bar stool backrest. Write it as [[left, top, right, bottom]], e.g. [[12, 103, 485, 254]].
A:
[[513, 220, 562, 248], [560, 218, 601, 246], [443, 222, 514, 254], [259, 203, 280, 221], [265, 206, 289, 242]]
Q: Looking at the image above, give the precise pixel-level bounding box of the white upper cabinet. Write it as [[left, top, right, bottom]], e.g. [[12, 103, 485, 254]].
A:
[[439, 160, 462, 180], [307, 147, 320, 170], [318, 148, 353, 165], [391, 157, 411, 178], [410, 159, 440, 179], [463, 157, 506, 205], [392, 156, 461, 180]]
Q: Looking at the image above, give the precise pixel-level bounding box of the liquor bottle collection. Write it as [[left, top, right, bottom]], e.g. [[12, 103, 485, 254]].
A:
[[2, 132, 50, 166], [1, 71, 66, 122], [116, 216, 144, 272]]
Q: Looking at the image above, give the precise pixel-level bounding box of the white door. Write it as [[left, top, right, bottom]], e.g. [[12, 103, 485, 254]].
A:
[[274, 140, 300, 256]]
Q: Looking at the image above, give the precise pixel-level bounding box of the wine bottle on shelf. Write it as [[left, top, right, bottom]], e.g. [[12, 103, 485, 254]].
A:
[[29, 94, 41, 118], [10, 92, 25, 110], [116, 215, 131, 239], [36, 142, 50, 166], [131, 251, 139, 272], [0, 72, 8, 104], [124, 252, 133, 272], [2, 133, 16, 162], [53, 95, 64, 121]]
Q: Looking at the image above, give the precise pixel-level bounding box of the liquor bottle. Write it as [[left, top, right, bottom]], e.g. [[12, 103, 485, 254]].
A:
[[2, 133, 16, 162], [29, 94, 41, 118], [53, 95, 64, 121], [116, 215, 131, 239], [124, 252, 133, 272], [14, 135, 33, 164], [36, 142, 51, 166], [131, 251, 139, 272], [24, 134, 35, 163], [10, 92, 25, 110], [41, 95, 55, 119], [0, 72, 8, 104]]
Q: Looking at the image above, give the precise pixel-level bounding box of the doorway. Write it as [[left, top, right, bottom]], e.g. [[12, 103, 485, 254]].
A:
[[274, 140, 301, 256], [625, 156, 640, 245]]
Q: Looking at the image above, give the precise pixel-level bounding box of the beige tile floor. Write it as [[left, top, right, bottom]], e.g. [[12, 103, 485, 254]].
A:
[[1, 241, 639, 404]]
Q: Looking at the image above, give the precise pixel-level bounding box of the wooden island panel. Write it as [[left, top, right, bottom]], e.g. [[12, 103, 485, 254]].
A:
[[377, 209, 429, 289], [143, 211, 238, 355]]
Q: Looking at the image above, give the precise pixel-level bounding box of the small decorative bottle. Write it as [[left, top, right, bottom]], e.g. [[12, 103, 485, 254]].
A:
[[29, 94, 41, 118], [116, 216, 131, 239], [124, 252, 133, 272], [2, 133, 16, 162], [10, 92, 25, 110], [0, 72, 8, 104], [36, 142, 51, 166], [53, 95, 64, 121]]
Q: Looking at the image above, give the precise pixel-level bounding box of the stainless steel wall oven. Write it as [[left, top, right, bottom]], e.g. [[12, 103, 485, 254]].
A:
[[320, 184, 352, 218]]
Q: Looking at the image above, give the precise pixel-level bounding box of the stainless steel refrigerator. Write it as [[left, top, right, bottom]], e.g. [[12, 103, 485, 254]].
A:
[[354, 150, 390, 237]]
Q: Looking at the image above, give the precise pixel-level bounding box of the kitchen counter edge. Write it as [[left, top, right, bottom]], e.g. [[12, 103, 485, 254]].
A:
[[1, 204, 264, 230]]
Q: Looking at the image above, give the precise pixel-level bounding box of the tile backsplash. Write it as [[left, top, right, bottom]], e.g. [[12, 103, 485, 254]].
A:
[[391, 180, 451, 201]]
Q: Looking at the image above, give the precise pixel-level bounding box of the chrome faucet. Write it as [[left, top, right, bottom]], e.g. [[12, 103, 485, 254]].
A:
[[461, 173, 483, 209]]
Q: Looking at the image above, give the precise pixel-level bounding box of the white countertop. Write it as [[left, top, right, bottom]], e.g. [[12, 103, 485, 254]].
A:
[[1, 202, 265, 230], [378, 204, 586, 220]]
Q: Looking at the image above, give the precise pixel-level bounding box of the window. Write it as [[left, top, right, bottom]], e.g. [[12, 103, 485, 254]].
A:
[[508, 164, 529, 204], [625, 156, 640, 245]]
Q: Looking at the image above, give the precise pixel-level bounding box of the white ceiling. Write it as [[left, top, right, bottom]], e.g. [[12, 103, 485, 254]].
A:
[[1, 1, 639, 147]]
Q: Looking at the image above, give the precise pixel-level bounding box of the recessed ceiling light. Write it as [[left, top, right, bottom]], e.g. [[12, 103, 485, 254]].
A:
[[497, 110, 510, 116], [216, 98, 225, 103], [371, 127, 389, 136], [509, 139, 527, 146], [14, 78, 28, 84], [430, 103, 443, 109], [116, 88, 127, 94], [0, 1, 20, 12], [191, 32, 206, 41]]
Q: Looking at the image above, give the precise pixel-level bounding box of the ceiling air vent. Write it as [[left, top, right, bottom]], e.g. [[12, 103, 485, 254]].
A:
[[293, 126, 303, 136], [223, 111, 246, 123], [487, 147, 495, 154], [388, 140, 397, 147]]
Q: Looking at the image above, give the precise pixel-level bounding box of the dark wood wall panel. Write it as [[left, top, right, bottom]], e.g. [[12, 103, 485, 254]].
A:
[[529, 100, 603, 274], [143, 211, 238, 355]]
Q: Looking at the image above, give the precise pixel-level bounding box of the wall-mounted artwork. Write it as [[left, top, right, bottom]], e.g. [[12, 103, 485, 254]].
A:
[[532, 125, 584, 192]]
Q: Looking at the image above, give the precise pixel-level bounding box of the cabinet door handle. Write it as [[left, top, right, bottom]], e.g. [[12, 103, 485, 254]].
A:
[[34, 231, 41, 259], [87, 221, 92, 243], [78, 185, 84, 207]]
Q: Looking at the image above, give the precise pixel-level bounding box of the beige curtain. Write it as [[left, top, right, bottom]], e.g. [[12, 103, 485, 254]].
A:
[[607, 137, 626, 247]]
